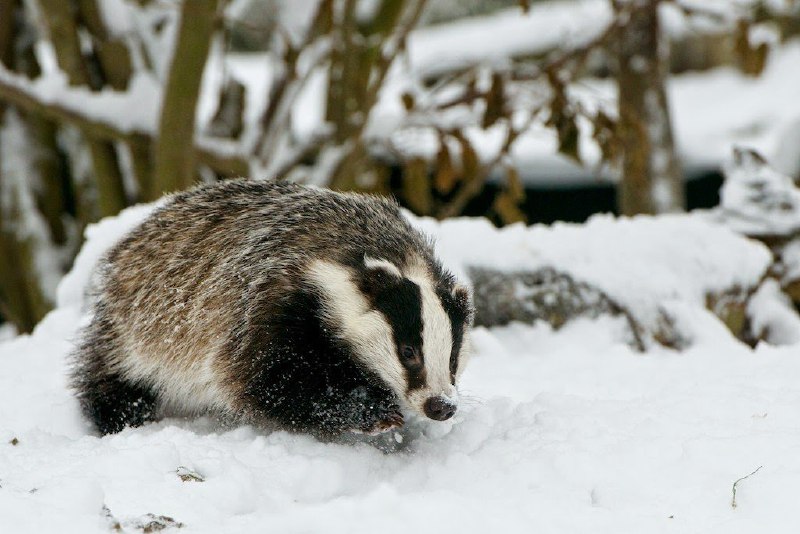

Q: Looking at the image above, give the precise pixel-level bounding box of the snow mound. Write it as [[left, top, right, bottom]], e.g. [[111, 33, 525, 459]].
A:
[[416, 213, 772, 346]]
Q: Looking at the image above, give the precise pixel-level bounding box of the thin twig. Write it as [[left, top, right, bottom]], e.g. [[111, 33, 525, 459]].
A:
[[731, 465, 763, 509]]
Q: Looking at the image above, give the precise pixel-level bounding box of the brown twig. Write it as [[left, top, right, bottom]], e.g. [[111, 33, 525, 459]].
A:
[[731, 465, 763, 508]]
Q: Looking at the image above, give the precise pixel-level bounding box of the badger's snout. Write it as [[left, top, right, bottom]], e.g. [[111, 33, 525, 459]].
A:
[[423, 396, 456, 421]]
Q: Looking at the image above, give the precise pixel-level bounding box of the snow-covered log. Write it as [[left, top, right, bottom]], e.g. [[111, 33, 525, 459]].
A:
[[416, 213, 772, 350]]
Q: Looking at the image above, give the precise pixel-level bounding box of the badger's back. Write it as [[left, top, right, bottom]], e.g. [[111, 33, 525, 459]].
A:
[[72, 181, 439, 432]]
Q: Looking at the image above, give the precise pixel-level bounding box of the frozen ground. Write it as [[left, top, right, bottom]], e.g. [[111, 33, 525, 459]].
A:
[[2, 206, 800, 533]]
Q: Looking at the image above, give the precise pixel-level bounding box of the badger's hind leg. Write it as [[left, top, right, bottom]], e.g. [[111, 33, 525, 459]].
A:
[[71, 315, 158, 435], [76, 367, 158, 435]]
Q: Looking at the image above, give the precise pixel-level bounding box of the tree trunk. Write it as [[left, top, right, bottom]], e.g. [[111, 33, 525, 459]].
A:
[[77, 0, 154, 203], [38, 0, 127, 219], [0, 109, 56, 333], [0, 0, 68, 332], [0, 0, 12, 69], [12, 3, 68, 246], [614, 0, 684, 215], [151, 0, 221, 198]]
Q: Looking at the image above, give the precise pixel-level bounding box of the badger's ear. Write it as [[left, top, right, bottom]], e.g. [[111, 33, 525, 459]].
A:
[[364, 256, 402, 277], [360, 256, 402, 298], [452, 284, 474, 323]]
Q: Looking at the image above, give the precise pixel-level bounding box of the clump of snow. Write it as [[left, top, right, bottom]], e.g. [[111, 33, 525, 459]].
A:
[[96, 0, 136, 37], [778, 239, 800, 282], [0, 323, 17, 341]]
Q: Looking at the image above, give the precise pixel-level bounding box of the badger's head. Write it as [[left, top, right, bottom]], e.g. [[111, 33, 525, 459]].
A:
[[308, 254, 473, 422]]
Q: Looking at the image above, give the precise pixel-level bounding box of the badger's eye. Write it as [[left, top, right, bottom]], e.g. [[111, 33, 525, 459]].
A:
[[400, 345, 419, 364]]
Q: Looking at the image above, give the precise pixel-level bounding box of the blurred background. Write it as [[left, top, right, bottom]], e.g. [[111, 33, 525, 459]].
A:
[[0, 0, 798, 334]]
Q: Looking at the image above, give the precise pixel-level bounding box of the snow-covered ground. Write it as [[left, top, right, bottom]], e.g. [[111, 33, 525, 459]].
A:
[[2, 205, 800, 533]]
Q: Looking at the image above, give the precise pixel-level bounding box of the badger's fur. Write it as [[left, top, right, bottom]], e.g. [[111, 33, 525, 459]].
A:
[[71, 181, 473, 437]]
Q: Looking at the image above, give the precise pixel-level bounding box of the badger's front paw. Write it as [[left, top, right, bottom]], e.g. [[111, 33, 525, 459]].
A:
[[343, 386, 404, 435], [359, 406, 404, 435]]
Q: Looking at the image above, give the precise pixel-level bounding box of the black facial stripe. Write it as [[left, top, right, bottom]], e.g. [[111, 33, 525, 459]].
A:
[[449, 318, 464, 381], [437, 286, 469, 382], [371, 278, 427, 391]]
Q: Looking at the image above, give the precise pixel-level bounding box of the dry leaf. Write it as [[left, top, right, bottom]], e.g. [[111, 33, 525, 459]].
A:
[[434, 140, 458, 194], [403, 158, 434, 215], [493, 192, 527, 225]]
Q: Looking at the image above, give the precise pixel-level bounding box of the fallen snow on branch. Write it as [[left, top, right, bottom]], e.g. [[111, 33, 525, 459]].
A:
[[408, 0, 612, 79], [0, 66, 161, 135]]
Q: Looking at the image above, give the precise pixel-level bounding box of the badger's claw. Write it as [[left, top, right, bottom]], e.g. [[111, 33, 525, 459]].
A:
[[356, 406, 404, 435]]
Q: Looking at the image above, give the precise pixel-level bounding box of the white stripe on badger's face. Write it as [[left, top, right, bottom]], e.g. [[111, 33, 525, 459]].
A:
[[405, 262, 457, 411], [307, 259, 407, 397]]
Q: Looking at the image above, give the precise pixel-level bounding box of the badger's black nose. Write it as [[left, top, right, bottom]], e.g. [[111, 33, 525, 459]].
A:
[[424, 397, 456, 421]]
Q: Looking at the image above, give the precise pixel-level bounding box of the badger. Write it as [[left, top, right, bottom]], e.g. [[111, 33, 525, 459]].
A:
[[71, 181, 473, 438]]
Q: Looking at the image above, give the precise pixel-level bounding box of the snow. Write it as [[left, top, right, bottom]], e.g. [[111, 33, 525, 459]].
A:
[[0, 324, 17, 342], [5, 2, 800, 529], [197, 50, 276, 151], [668, 41, 800, 178], [55, 201, 161, 311], [407, 0, 612, 79], [407, 0, 759, 78], [780, 239, 800, 281], [97, 0, 136, 37], [387, 0, 800, 185], [3, 205, 800, 533]]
